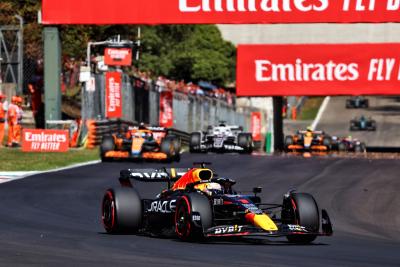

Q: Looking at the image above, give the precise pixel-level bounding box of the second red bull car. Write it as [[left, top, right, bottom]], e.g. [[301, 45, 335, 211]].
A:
[[101, 164, 333, 243]]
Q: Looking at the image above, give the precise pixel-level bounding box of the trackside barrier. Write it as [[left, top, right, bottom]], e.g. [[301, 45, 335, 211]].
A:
[[83, 119, 190, 149]]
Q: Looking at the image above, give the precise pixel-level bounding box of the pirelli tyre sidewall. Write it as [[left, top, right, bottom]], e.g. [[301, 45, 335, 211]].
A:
[[100, 136, 115, 161], [102, 187, 142, 234], [174, 193, 212, 241], [282, 193, 320, 244]]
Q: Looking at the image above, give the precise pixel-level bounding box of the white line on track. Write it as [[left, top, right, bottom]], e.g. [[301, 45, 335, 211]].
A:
[[311, 96, 331, 131], [0, 160, 101, 184]]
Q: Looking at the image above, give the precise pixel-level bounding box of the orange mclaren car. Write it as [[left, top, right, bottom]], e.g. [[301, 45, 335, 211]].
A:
[[100, 126, 181, 162]]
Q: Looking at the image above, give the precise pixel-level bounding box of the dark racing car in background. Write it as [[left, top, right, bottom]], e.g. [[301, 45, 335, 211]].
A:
[[346, 96, 369, 109], [101, 164, 333, 243], [349, 116, 376, 131], [189, 123, 253, 154], [331, 136, 366, 153], [100, 125, 181, 162]]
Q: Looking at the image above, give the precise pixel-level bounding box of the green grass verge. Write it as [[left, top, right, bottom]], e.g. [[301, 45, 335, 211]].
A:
[[298, 97, 325, 120], [0, 148, 100, 172]]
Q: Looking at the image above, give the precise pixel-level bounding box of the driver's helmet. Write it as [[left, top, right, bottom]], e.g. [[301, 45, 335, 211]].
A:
[[360, 115, 366, 120], [195, 182, 223, 196], [347, 135, 353, 141]]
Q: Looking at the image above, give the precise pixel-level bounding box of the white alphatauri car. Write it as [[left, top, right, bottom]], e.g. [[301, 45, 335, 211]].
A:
[[189, 123, 253, 154]]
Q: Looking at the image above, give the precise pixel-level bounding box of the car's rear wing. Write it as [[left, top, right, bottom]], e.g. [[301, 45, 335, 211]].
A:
[[127, 126, 168, 132], [297, 130, 325, 135], [119, 168, 190, 188]]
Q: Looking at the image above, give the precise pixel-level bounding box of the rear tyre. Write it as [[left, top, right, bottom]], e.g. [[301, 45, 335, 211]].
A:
[[100, 136, 115, 162], [189, 132, 201, 153], [174, 193, 212, 241], [369, 121, 376, 131], [322, 136, 332, 150], [354, 145, 363, 153], [102, 187, 142, 234], [161, 138, 175, 162], [166, 136, 181, 162], [281, 193, 320, 244], [238, 133, 252, 153], [338, 142, 346, 152]]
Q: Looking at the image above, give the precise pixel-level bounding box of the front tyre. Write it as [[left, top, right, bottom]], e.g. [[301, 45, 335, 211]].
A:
[[174, 193, 212, 241], [102, 187, 142, 234], [282, 193, 320, 244]]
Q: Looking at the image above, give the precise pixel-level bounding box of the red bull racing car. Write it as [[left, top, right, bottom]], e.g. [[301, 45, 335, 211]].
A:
[[101, 164, 333, 243], [100, 126, 180, 162]]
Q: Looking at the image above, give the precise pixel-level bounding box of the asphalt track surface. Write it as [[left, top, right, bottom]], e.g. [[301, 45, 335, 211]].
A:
[[318, 96, 400, 147], [0, 153, 399, 266]]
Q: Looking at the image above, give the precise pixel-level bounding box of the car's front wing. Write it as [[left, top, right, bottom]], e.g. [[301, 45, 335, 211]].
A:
[[205, 209, 333, 238]]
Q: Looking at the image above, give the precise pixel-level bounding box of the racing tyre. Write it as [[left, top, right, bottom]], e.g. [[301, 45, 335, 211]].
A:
[[238, 133, 252, 154], [100, 136, 115, 162], [284, 136, 294, 152], [338, 142, 347, 152], [354, 145, 363, 153], [346, 100, 352, 109], [281, 193, 320, 244], [322, 136, 332, 150], [175, 193, 212, 241], [189, 132, 201, 153], [161, 138, 176, 162], [369, 121, 377, 131], [102, 187, 142, 234]]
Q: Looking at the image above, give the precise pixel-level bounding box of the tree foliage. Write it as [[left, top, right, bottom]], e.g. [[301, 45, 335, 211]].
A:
[[0, 1, 236, 86]]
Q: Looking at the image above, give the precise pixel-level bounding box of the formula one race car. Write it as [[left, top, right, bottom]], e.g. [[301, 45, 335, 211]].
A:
[[349, 116, 376, 131], [331, 136, 366, 153], [189, 123, 253, 154], [346, 96, 369, 109], [101, 164, 333, 243], [100, 125, 181, 162], [284, 129, 332, 152]]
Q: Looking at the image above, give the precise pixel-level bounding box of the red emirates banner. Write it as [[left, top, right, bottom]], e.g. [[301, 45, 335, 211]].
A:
[[159, 91, 174, 128], [42, 0, 400, 24], [105, 72, 122, 118], [251, 112, 262, 141], [104, 48, 132, 66], [237, 43, 400, 96], [22, 129, 69, 152]]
